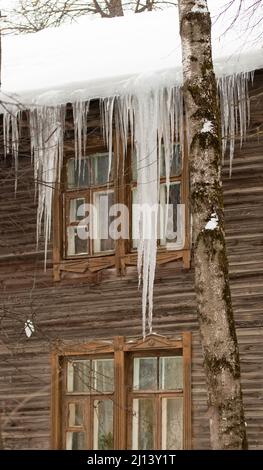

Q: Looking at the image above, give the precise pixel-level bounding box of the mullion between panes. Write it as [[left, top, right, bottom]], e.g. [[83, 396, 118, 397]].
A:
[[130, 391, 183, 399], [65, 391, 113, 397]]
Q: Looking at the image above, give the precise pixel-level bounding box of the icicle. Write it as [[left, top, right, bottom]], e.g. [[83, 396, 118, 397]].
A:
[[101, 97, 115, 181], [218, 72, 252, 174], [102, 85, 184, 336], [29, 105, 66, 266], [72, 100, 89, 167], [3, 106, 21, 193]]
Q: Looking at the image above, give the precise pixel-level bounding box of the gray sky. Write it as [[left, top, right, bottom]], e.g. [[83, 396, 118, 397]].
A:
[[0, 0, 18, 7]]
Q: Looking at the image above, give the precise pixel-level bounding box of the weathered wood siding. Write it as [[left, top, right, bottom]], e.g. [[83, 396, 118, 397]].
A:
[[0, 71, 262, 450]]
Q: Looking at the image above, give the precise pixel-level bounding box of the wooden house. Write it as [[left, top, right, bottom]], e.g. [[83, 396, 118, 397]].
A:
[[0, 8, 262, 450]]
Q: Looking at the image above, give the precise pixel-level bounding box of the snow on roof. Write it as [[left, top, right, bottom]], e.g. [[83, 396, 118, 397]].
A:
[[1, 2, 263, 106]]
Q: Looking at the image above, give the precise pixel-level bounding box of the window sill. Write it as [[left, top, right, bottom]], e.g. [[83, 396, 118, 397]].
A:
[[53, 248, 191, 281]]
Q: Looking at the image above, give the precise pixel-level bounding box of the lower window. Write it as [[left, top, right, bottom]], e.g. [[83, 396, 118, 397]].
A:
[[52, 334, 191, 450]]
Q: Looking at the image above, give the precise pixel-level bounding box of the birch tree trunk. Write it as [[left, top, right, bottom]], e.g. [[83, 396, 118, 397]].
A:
[[178, 0, 247, 449]]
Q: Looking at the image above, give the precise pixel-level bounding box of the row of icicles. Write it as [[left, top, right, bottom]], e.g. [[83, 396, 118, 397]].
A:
[[1, 71, 253, 336]]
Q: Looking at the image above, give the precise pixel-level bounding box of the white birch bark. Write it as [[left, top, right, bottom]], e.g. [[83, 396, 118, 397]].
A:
[[178, 0, 247, 449]]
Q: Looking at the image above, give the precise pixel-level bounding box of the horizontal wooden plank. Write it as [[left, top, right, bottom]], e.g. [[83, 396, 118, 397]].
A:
[[0, 70, 262, 449]]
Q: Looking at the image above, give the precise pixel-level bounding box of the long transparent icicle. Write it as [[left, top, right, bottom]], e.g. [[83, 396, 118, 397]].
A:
[[101, 97, 115, 180], [3, 107, 21, 193], [218, 71, 252, 174], [72, 100, 89, 169], [29, 105, 65, 265], [102, 86, 184, 336]]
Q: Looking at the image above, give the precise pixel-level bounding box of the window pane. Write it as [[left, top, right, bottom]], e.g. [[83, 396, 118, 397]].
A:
[[67, 158, 90, 188], [133, 357, 157, 390], [159, 356, 183, 390], [69, 198, 86, 223], [92, 358, 114, 393], [160, 143, 182, 177], [66, 431, 86, 450], [93, 191, 115, 253], [67, 153, 113, 189], [67, 360, 91, 393], [91, 152, 113, 186], [68, 403, 83, 426], [162, 398, 183, 449], [159, 182, 181, 246], [132, 398, 154, 450], [67, 226, 89, 256], [93, 400, 113, 450]]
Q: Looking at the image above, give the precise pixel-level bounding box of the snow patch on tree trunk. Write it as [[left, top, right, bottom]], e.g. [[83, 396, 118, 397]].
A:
[[205, 213, 218, 230], [191, 0, 208, 14]]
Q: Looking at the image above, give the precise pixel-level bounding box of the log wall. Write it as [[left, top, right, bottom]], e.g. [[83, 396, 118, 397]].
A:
[[0, 71, 262, 450]]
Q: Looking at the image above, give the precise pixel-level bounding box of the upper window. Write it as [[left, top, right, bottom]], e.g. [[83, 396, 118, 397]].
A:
[[64, 152, 114, 257], [51, 334, 191, 450], [131, 143, 184, 250], [59, 145, 188, 254], [52, 129, 190, 279]]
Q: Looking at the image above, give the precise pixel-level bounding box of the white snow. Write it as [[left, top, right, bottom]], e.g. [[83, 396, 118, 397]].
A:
[[24, 319, 35, 338], [0, 3, 262, 106], [201, 120, 213, 133], [191, 0, 208, 14], [205, 213, 219, 230]]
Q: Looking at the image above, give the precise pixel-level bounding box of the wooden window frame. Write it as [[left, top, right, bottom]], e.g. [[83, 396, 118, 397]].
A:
[[63, 187, 115, 259], [51, 333, 191, 450], [63, 147, 115, 259], [127, 143, 186, 253], [53, 126, 190, 281], [126, 350, 184, 449], [62, 354, 115, 450]]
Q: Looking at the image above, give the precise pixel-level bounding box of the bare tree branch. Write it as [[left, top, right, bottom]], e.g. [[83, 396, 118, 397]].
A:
[[1, 0, 178, 34]]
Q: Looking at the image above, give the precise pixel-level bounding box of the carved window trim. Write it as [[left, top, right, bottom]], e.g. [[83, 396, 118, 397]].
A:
[[52, 108, 191, 281], [51, 333, 191, 450]]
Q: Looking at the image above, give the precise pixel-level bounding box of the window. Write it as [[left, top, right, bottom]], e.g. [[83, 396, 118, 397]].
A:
[[52, 123, 190, 280], [131, 143, 185, 250], [51, 334, 191, 450], [64, 152, 114, 257], [65, 357, 114, 450]]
